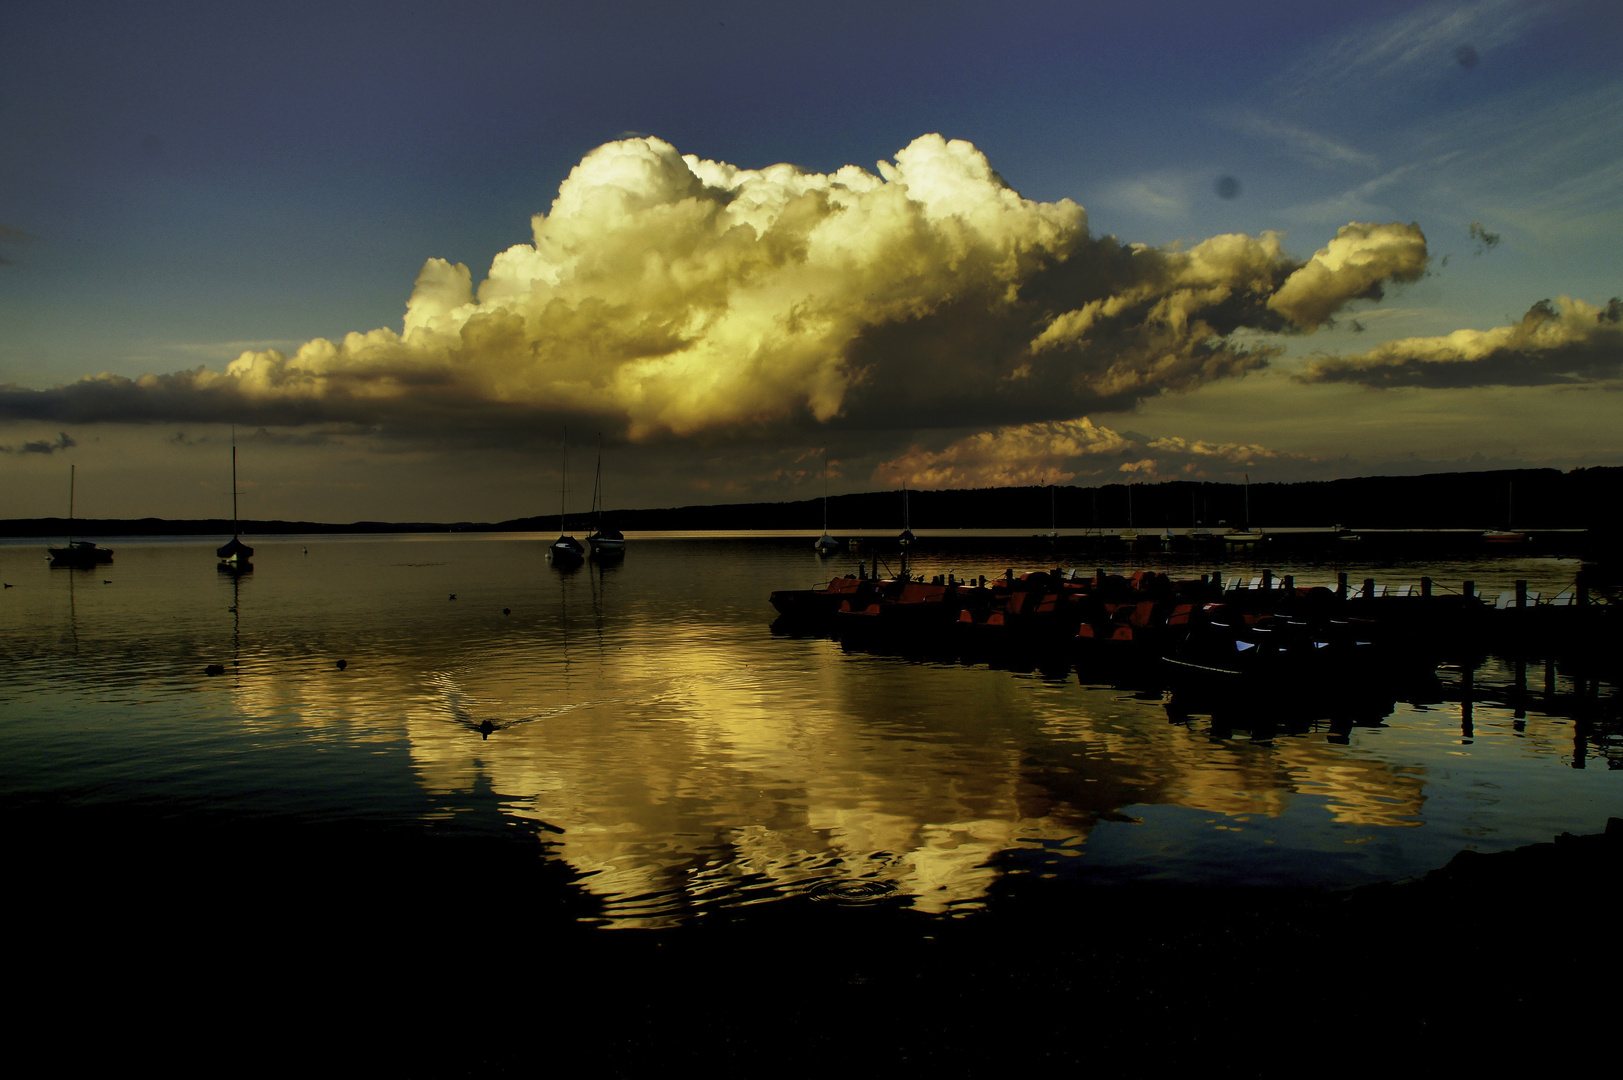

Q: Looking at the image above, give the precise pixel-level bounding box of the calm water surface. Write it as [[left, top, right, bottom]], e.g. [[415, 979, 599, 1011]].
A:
[[2, 534, 1617, 927]]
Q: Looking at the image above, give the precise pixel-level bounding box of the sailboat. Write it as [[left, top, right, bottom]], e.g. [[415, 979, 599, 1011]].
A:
[[47, 464, 114, 568], [814, 449, 840, 555], [1120, 482, 1138, 549], [1483, 480, 1529, 543], [1223, 473, 1265, 550], [216, 431, 254, 572], [898, 483, 915, 549], [585, 438, 625, 557], [550, 430, 586, 565]]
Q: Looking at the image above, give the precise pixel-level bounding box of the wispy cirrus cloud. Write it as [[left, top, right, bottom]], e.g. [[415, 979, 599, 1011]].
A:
[[1275, 0, 1546, 108], [1218, 109, 1379, 171]]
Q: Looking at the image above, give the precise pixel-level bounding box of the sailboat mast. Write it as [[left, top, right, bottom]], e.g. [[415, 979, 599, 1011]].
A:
[[823, 449, 830, 531], [560, 428, 569, 534], [231, 441, 240, 537], [1244, 473, 1250, 531], [68, 463, 76, 543], [593, 442, 603, 532]]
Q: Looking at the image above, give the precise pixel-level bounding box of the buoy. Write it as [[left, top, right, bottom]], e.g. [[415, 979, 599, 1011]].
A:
[[503, 608, 511, 615], [336, 659, 348, 670], [449, 594, 457, 600], [205, 664, 225, 676]]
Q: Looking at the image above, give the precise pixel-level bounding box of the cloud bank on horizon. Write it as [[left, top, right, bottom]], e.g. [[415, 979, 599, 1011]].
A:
[[871, 416, 1292, 489], [1302, 295, 1623, 388], [4, 135, 1431, 443]]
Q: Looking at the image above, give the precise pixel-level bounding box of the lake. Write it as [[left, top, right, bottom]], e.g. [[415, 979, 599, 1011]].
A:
[[4, 533, 1615, 920], [4, 532, 1619, 1071]]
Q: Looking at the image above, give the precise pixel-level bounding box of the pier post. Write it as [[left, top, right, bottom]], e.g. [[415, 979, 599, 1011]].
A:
[[1577, 570, 1589, 608], [1515, 579, 1528, 610], [1463, 580, 1475, 602], [1212, 570, 1222, 589], [1362, 577, 1375, 600], [1282, 574, 1294, 594], [1337, 572, 1348, 600], [1420, 576, 1432, 597], [1261, 569, 1273, 591]]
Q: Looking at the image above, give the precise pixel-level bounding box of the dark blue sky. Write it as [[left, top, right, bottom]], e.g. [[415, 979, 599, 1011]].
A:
[[3, 1, 1620, 520]]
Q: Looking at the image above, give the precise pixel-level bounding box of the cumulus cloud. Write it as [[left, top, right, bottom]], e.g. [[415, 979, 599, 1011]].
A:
[[873, 417, 1131, 487], [1301, 296, 1623, 388], [1265, 221, 1429, 327], [0, 135, 1429, 441], [875, 417, 1301, 488]]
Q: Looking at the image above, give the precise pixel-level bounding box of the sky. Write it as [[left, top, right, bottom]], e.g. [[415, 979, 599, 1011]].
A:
[[2, 0, 1620, 523]]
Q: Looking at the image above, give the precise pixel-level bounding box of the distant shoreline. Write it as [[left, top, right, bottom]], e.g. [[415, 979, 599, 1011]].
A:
[[3, 465, 1619, 537]]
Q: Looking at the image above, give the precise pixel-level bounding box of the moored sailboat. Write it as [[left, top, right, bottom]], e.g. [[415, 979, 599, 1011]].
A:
[[47, 465, 114, 568], [1482, 480, 1529, 544], [550, 430, 586, 565], [814, 449, 840, 555], [585, 438, 625, 557], [1222, 473, 1265, 550], [216, 432, 254, 573]]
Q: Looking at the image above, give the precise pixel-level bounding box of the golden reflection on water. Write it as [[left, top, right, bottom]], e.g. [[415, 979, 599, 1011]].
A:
[[4, 536, 1616, 929]]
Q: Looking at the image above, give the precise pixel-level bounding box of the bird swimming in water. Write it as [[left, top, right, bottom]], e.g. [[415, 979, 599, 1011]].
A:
[[336, 659, 348, 670], [478, 719, 496, 739]]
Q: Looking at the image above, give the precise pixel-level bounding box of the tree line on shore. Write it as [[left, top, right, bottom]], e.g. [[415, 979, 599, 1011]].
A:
[[3, 466, 1619, 537]]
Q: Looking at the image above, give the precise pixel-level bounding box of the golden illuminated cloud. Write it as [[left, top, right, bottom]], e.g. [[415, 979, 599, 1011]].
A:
[[1302, 295, 1623, 387], [876, 417, 1303, 488], [1, 135, 1432, 442]]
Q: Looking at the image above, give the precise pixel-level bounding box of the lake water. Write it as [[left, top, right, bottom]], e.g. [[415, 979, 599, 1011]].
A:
[[2, 533, 1618, 932]]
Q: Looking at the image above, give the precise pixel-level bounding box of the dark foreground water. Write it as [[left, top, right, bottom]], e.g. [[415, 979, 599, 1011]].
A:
[[3, 534, 1619, 1073]]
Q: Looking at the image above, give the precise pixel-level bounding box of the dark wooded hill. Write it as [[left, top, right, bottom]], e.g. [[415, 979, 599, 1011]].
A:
[[3, 466, 1618, 536]]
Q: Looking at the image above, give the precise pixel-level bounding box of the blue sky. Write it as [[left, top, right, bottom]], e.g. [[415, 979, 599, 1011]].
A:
[[2, 1, 1619, 521]]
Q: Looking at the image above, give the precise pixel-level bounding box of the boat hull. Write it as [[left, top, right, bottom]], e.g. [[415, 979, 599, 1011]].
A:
[[48, 542, 113, 568]]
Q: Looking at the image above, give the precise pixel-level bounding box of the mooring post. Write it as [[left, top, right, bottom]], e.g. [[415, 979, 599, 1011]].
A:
[[1282, 574, 1294, 593], [1261, 568, 1273, 591], [1212, 569, 1222, 589], [1420, 576, 1432, 597], [1337, 572, 1348, 600], [1515, 579, 1528, 610], [1362, 577, 1375, 600], [1577, 569, 1589, 608], [1463, 580, 1475, 602]]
